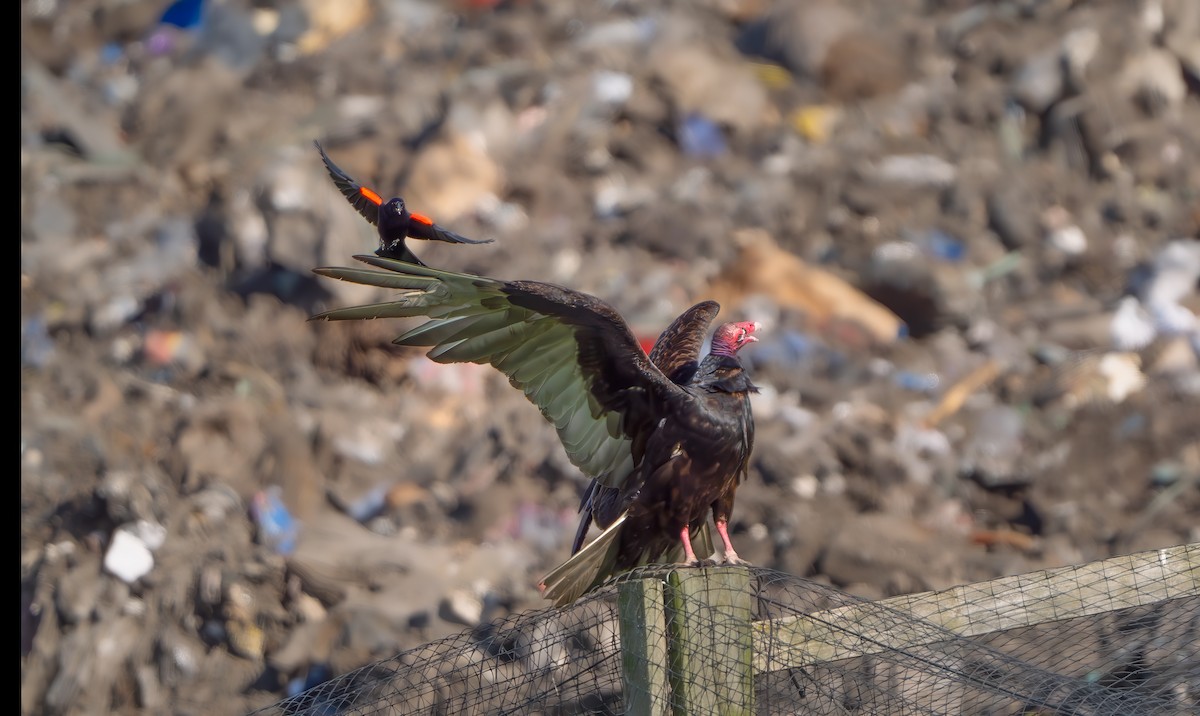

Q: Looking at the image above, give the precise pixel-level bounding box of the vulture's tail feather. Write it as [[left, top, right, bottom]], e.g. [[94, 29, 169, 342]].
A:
[[540, 513, 625, 607]]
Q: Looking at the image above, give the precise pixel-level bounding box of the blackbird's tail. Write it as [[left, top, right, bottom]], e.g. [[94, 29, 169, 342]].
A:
[[376, 240, 426, 266]]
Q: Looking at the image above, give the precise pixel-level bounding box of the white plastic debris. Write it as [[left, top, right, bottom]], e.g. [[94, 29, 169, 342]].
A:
[[1112, 240, 1200, 349], [1110, 296, 1157, 351], [104, 526, 157, 584], [1143, 239, 1200, 335], [1096, 353, 1147, 403], [790, 475, 820, 500], [591, 70, 633, 106], [871, 154, 958, 188], [1047, 225, 1087, 255]]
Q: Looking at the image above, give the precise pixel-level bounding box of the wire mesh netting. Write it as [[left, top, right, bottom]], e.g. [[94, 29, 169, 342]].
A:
[[250, 543, 1198, 715]]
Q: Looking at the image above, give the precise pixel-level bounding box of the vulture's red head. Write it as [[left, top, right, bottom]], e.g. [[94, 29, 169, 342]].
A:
[[711, 321, 761, 357]]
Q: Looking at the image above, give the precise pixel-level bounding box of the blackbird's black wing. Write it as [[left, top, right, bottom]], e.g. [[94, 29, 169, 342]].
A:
[[407, 212, 493, 245], [315, 140, 382, 227]]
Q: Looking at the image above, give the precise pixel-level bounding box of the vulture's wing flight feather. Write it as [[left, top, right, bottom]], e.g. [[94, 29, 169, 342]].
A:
[[313, 255, 701, 488], [647, 300, 721, 385]]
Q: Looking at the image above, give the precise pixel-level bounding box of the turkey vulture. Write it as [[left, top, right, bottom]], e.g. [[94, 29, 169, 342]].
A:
[[315, 141, 492, 265], [311, 255, 759, 606]]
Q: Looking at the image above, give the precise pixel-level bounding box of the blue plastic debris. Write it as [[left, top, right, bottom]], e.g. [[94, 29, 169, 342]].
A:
[[678, 113, 727, 158], [346, 484, 389, 523], [160, 0, 206, 30], [893, 370, 941, 393], [903, 228, 966, 262], [149, 0, 265, 70], [100, 42, 125, 66], [919, 229, 966, 262], [287, 662, 333, 698], [250, 487, 298, 556], [21, 316, 55, 369]]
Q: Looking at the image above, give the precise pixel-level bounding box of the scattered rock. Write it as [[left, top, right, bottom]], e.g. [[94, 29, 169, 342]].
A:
[[1120, 49, 1188, 117], [439, 588, 485, 628], [961, 405, 1028, 488], [821, 513, 976, 594]]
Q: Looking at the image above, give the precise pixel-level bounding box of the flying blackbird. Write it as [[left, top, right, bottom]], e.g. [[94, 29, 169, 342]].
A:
[[315, 140, 491, 265]]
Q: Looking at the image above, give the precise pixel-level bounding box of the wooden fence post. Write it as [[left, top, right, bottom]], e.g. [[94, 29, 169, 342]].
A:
[[619, 567, 756, 715], [666, 567, 755, 715], [618, 577, 670, 715]]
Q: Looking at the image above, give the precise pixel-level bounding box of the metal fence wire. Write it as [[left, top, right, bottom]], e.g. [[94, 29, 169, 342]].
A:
[[250, 543, 1199, 715]]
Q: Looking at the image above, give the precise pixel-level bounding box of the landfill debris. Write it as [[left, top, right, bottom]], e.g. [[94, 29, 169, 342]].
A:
[[250, 487, 299, 557], [18, 0, 1200, 711], [709, 229, 905, 345], [921, 360, 1001, 429], [21, 316, 55, 369], [790, 104, 841, 144], [1044, 350, 1148, 410], [1110, 296, 1158, 351], [159, 0, 206, 30], [1142, 239, 1200, 336], [962, 405, 1029, 488], [103, 521, 167, 584], [296, 0, 372, 56], [439, 588, 485, 628], [869, 154, 958, 188], [677, 113, 728, 158], [908, 228, 966, 263], [286, 662, 332, 699]]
